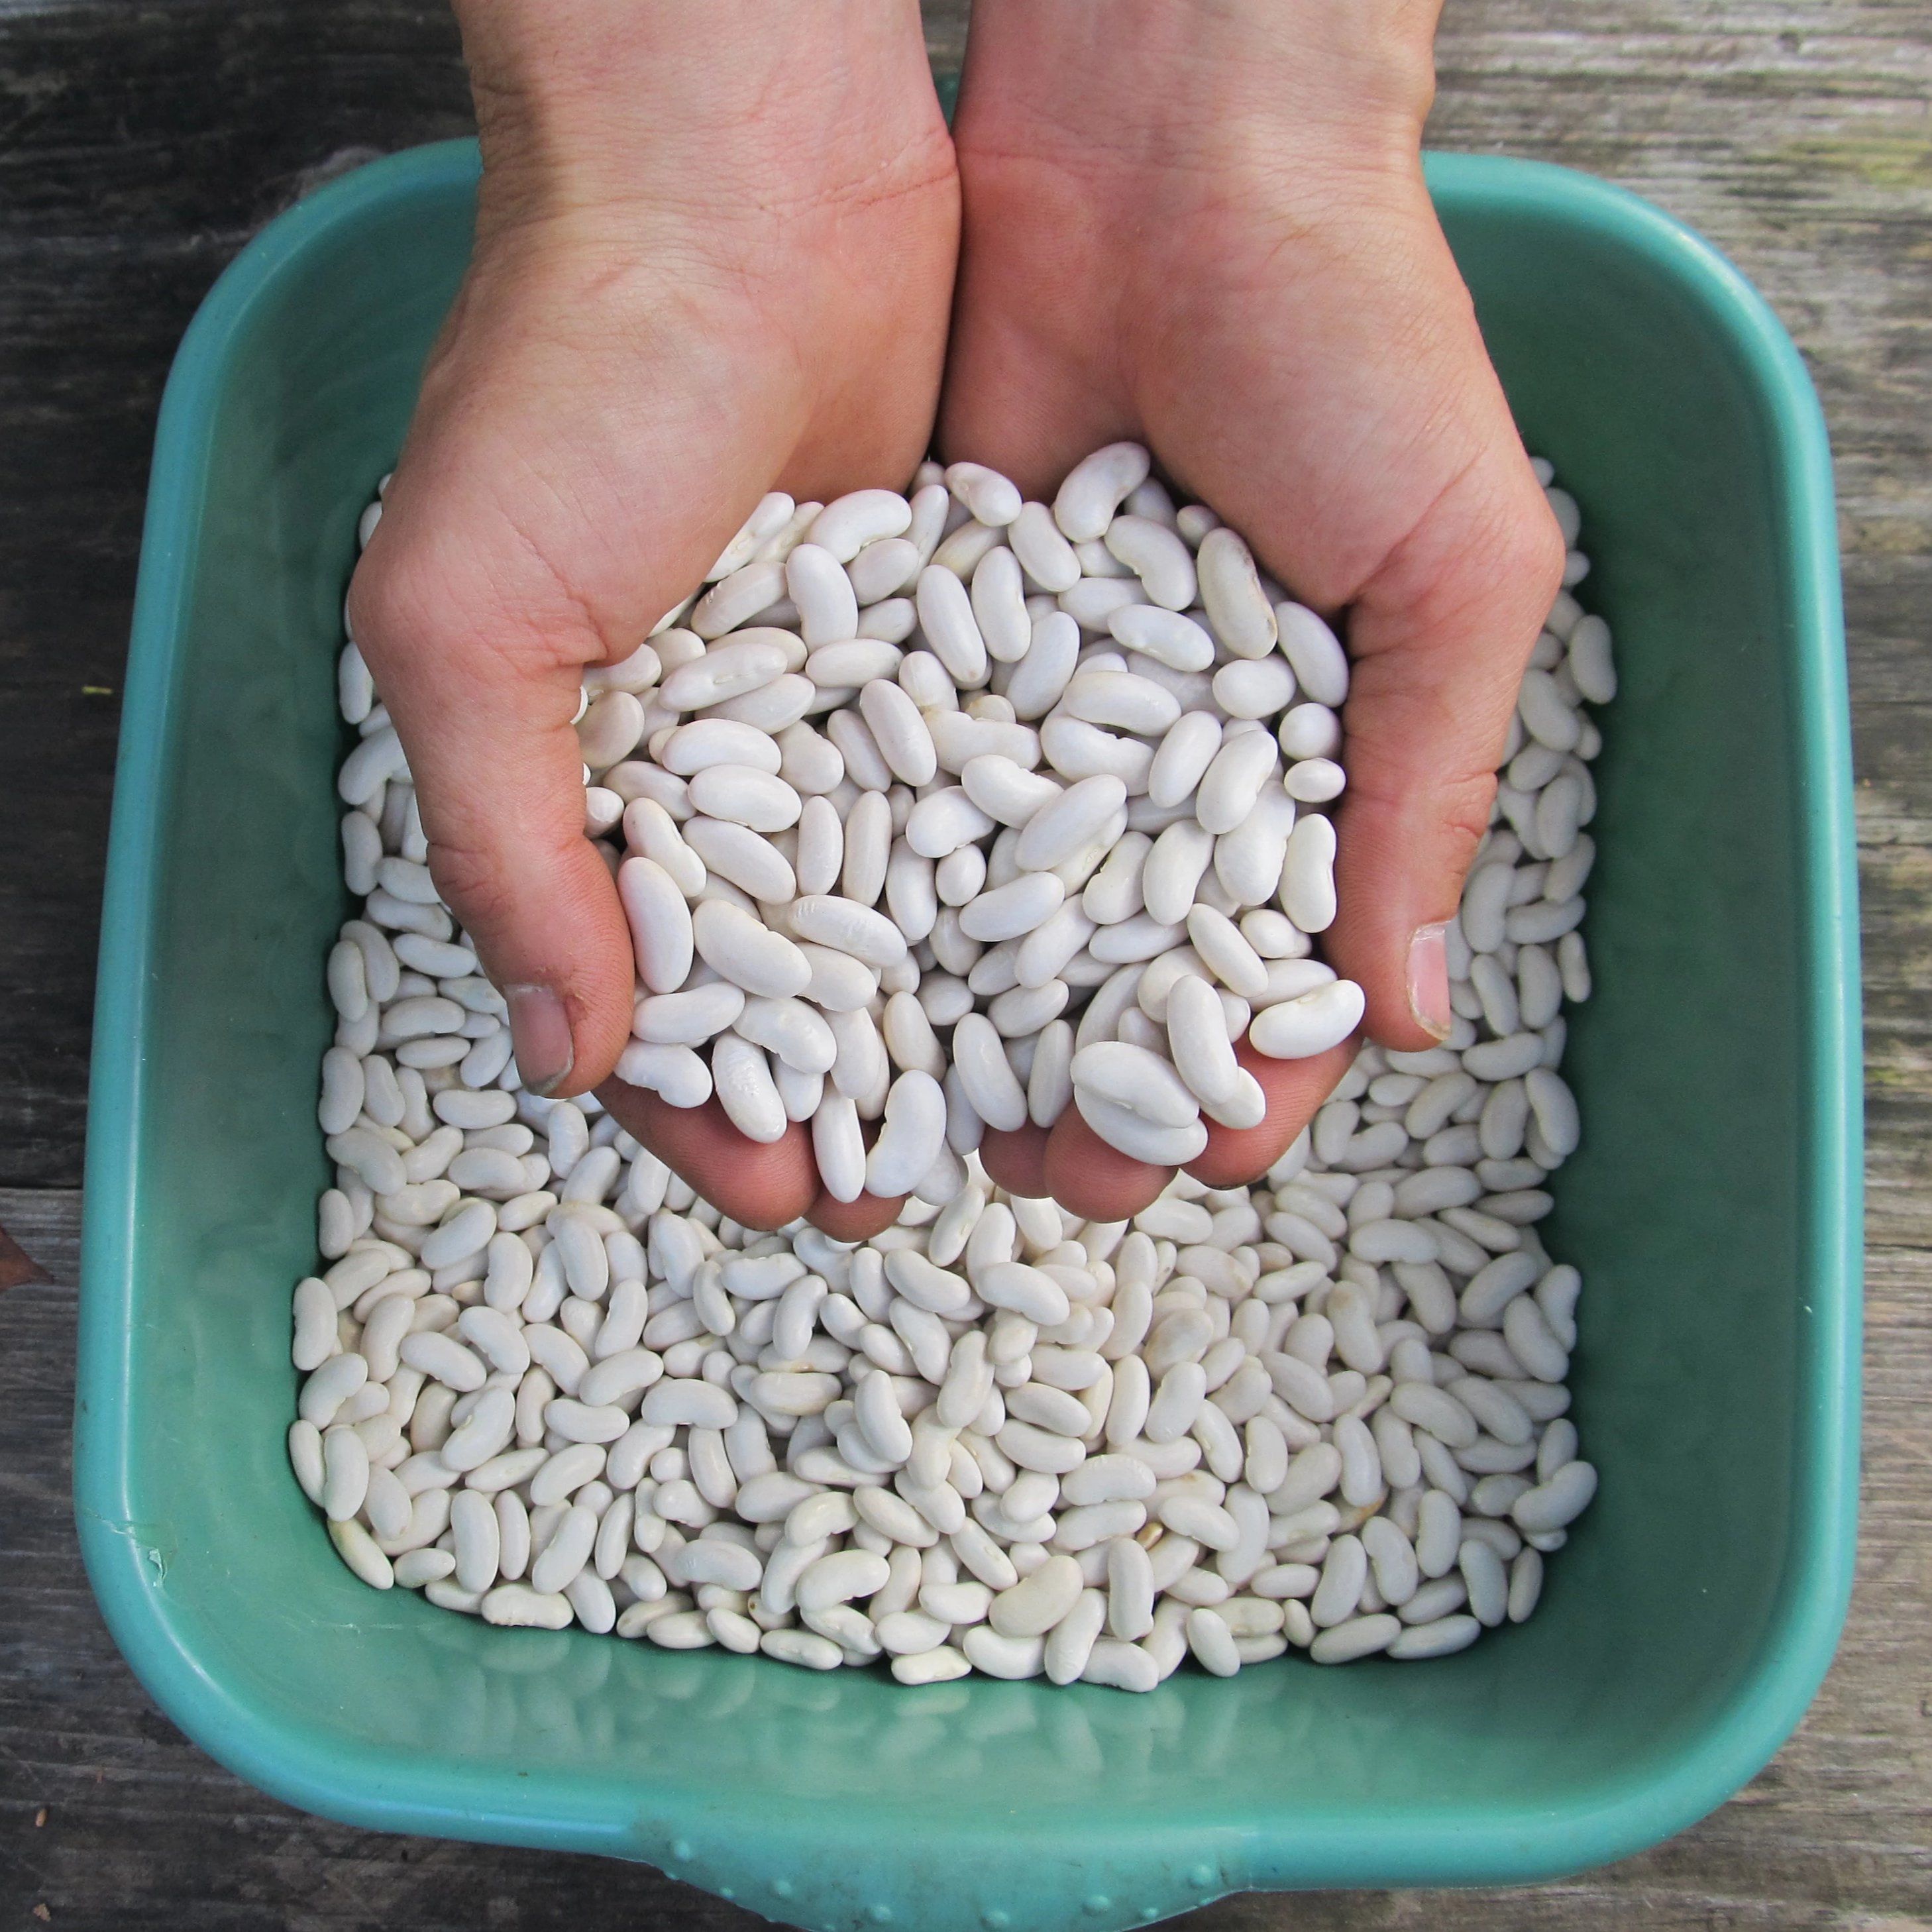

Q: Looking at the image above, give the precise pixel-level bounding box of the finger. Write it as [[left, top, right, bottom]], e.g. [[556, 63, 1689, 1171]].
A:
[[979, 1122, 1052, 1201], [1185, 1036, 1357, 1189], [595, 1080, 818, 1232], [1043, 1108, 1175, 1222], [350, 547, 635, 1101], [1324, 462, 1564, 1049], [808, 1189, 908, 1242]]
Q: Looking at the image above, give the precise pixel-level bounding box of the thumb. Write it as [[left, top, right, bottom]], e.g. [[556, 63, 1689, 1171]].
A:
[[1324, 456, 1566, 1049], [348, 525, 636, 1102]]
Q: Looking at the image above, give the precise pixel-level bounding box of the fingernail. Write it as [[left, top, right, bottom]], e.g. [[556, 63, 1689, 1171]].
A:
[[504, 984, 574, 1097], [1406, 924, 1453, 1041]]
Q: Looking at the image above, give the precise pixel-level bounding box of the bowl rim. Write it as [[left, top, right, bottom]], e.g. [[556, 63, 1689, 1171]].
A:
[[75, 136, 1860, 1914]]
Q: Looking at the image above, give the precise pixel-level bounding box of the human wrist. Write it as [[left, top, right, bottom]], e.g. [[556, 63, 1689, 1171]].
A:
[[956, 0, 1436, 187], [452, 0, 947, 241]]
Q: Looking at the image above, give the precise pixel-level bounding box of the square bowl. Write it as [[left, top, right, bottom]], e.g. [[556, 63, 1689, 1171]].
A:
[[77, 140, 1860, 1932]]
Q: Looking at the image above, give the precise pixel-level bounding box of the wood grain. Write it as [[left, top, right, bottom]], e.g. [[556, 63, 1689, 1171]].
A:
[[2, 0, 1929, 1926]]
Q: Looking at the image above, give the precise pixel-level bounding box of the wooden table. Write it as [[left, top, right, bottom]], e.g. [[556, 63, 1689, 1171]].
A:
[[2, 2, 1926, 1924]]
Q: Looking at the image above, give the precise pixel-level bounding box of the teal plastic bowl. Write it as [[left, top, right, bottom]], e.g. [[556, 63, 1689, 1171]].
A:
[[77, 141, 1860, 1932]]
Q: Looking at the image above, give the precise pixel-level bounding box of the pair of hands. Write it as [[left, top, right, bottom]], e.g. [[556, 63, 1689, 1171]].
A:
[[348, 0, 1564, 1238]]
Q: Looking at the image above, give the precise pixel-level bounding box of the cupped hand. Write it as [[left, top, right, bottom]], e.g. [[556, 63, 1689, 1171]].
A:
[[347, 1, 957, 1234], [943, 0, 1566, 1218]]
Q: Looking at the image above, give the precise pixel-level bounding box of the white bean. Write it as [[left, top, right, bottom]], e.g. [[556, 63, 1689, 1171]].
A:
[[1053, 442, 1151, 541], [1196, 527, 1278, 659], [1249, 978, 1364, 1059]]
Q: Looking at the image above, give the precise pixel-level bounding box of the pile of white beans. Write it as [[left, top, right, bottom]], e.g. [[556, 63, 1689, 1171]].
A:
[[580, 445, 1365, 1185], [294, 453, 1607, 1687]]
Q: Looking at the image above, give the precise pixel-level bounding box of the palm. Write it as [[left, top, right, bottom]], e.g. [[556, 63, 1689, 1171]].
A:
[[938, 113, 1560, 1214]]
